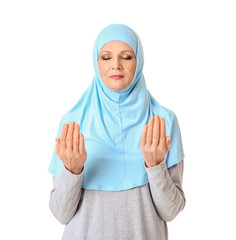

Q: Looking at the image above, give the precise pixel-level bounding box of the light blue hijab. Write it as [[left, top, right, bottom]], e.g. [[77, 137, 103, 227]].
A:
[[48, 24, 185, 191]]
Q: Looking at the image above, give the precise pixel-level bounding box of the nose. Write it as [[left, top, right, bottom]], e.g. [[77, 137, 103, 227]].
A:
[[112, 57, 122, 70]]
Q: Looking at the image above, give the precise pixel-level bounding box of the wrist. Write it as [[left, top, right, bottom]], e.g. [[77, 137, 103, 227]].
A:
[[72, 166, 84, 175], [144, 159, 164, 168], [145, 162, 159, 168], [64, 165, 84, 175]]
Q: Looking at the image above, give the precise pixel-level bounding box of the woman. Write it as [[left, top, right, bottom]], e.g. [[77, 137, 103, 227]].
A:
[[48, 24, 185, 240]]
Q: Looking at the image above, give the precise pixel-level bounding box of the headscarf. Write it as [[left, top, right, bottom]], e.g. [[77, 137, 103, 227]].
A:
[[48, 24, 184, 191]]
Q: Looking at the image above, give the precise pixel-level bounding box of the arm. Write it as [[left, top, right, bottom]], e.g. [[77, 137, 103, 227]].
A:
[[49, 164, 84, 225], [145, 159, 186, 222]]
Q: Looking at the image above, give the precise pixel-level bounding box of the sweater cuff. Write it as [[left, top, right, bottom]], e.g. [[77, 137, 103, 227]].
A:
[[58, 164, 83, 192], [144, 160, 168, 180]]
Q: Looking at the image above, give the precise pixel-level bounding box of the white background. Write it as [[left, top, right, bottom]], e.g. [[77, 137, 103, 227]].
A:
[[0, 0, 235, 239]]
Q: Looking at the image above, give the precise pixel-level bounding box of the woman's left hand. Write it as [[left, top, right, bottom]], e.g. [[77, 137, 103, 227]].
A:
[[140, 115, 171, 167]]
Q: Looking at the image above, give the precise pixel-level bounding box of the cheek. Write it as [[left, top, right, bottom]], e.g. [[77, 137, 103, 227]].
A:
[[128, 62, 136, 76], [98, 62, 109, 76]]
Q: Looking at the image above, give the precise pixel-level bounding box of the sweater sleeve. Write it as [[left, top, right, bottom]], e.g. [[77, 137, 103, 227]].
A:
[[145, 159, 186, 222], [49, 164, 84, 225]]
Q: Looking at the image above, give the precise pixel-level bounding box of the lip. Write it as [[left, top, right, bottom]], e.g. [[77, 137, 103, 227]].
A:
[[110, 75, 124, 80]]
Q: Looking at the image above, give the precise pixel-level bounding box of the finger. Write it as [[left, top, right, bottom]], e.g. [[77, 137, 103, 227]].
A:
[[147, 117, 154, 146], [159, 117, 166, 147], [79, 133, 85, 154], [55, 138, 60, 155], [60, 124, 68, 152], [152, 115, 160, 148], [73, 123, 80, 154], [140, 125, 148, 148], [66, 121, 75, 151], [166, 136, 171, 150]]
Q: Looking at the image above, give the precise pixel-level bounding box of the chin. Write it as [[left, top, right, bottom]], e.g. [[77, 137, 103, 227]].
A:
[[114, 85, 127, 91]]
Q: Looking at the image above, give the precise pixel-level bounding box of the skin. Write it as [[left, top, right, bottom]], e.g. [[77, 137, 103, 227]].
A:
[[55, 121, 86, 174], [97, 41, 136, 91], [140, 115, 171, 167], [55, 43, 171, 174]]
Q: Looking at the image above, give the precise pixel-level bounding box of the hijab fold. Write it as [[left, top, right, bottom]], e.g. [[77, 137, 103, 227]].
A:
[[48, 24, 185, 191]]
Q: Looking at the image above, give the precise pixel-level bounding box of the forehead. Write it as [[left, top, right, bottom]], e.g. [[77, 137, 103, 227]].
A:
[[99, 41, 134, 54]]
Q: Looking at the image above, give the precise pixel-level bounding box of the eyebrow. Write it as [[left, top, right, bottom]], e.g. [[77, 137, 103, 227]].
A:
[[100, 50, 134, 54]]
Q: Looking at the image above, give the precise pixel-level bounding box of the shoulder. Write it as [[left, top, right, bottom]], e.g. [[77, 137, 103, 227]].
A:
[[148, 91, 177, 121], [148, 92, 180, 135]]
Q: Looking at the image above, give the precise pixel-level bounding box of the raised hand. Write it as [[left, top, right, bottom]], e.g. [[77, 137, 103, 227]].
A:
[[55, 121, 87, 174], [140, 115, 171, 167]]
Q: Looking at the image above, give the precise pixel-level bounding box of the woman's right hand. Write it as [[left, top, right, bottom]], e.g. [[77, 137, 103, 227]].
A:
[[55, 121, 87, 175]]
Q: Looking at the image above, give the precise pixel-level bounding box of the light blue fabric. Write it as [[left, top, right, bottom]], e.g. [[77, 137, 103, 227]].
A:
[[48, 24, 185, 191]]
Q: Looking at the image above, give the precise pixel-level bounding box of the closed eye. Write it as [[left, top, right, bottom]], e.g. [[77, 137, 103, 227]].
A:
[[123, 56, 132, 60], [101, 56, 133, 60]]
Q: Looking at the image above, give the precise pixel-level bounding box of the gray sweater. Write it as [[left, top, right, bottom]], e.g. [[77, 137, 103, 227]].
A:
[[49, 159, 185, 240]]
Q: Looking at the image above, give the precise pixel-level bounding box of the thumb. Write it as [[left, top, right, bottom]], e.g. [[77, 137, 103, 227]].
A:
[[166, 136, 171, 150], [55, 138, 60, 155]]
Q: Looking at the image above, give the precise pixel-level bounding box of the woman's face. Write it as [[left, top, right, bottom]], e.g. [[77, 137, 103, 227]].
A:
[[98, 41, 136, 91]]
